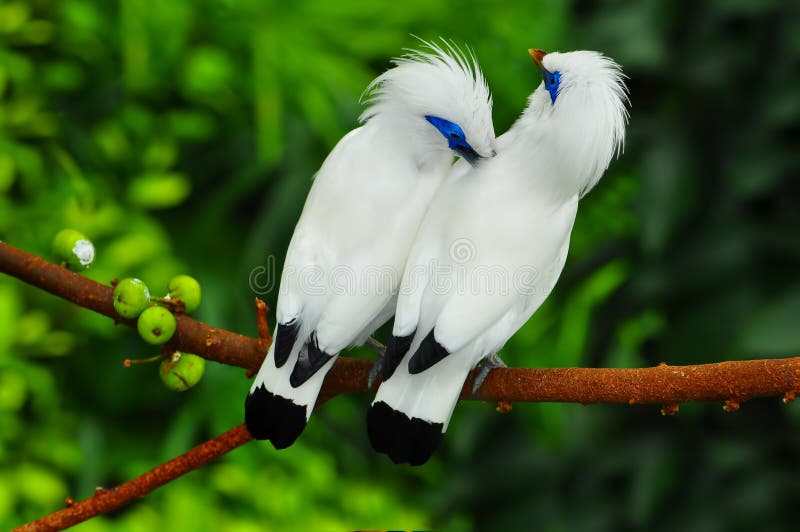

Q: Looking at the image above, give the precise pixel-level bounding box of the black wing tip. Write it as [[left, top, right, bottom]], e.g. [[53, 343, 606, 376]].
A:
[[289, 334, 334, 388], [366, 401, 443, 466], [288, 370, 306, 388], [245, 384, 308, 449], [274, 319, 301, 368], [407, 329, 449, 374], [383, 330, 415, 381]]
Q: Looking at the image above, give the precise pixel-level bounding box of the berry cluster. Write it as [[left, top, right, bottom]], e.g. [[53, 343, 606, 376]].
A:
[[52, 228, 206, 391], [112, 275, 205, 391]]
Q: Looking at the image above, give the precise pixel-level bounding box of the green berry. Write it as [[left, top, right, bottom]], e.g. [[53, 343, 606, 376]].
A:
[[167, 274, 201, 313], [136, 306, 176, 345], [52, 229, 95, 271], [113, 278, 151, 319], [159, 352, 205, 392]]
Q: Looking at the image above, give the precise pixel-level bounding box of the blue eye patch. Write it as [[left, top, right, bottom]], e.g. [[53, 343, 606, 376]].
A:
[[424, 115, 481, 164], [542, 68, 561, 103]]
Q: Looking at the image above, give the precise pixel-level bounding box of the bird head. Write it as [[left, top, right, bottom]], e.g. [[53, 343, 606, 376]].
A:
[[360, 39, 496, 166], [526, 48, 629, 196]]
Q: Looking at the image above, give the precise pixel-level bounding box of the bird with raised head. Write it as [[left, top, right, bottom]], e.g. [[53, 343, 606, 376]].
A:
[[245, 40, 496, 450], [368, 48, 629, 466]]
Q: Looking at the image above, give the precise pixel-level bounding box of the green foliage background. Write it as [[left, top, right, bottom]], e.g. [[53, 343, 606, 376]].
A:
[[2, 0, 799, 529]]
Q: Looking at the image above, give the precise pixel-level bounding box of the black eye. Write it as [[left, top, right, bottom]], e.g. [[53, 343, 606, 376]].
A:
[[450, 132, 460, 139]]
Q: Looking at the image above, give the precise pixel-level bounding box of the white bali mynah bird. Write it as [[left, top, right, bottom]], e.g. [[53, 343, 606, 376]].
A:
[[368, 49, 629, 465], [245, 41, 496, 449]]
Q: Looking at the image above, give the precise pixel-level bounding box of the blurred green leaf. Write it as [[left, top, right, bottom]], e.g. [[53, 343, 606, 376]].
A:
[[15, 464, 68, 508], [0, 370, 27, 411], [127, 172, 191, 209], [555, 260, 629, 365], [252, 31, 284, 165], [740, 287, 800, 355], [181, 46, 235, 101]]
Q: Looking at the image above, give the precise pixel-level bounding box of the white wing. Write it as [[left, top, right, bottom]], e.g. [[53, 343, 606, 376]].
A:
[[247, 120, 449, 448], [279, 124, 446, 352], [396, 158, 578, 354], [371, 151, 579, 465]]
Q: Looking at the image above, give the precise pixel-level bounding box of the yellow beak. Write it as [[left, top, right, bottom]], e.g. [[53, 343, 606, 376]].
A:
[[528, 48, 547, 70]]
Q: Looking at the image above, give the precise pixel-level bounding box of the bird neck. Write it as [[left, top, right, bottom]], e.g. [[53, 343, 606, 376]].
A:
[[509, 97, 616, 202], [368, 110, 453, 172]]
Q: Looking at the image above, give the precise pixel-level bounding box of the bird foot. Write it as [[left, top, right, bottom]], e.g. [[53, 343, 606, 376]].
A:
[[366, 337, 386, 389], [365, 336, 386, 356], [472, 353, 507, 395]]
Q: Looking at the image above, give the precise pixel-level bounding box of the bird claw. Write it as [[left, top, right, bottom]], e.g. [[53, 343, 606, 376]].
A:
[[366, 337, 386, 389], [472, 353, 507, 395], [368, 356, 384, 390]]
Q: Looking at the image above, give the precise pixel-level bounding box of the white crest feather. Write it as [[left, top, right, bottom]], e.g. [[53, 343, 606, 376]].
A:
[[358, 38, 495, 156]]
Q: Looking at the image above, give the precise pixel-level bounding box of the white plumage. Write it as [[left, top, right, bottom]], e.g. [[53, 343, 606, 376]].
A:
[[368, 49, 629, 465], [245, 40, 496, 449]]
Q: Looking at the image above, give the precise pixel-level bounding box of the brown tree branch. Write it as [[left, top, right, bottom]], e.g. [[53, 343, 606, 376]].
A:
[[13, 424, 253, 532], [0, 241, 268, 370], [3, 240, 800, 530], [2, 241, 798, 405]]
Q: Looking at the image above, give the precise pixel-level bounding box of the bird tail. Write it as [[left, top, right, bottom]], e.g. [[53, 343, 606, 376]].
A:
[[245, 323, 336, 449], [367, 350, 472, 466]]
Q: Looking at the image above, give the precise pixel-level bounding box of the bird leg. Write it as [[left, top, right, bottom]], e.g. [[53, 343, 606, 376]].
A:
[[365, 337, 386, 389], [366, 336, 386, 354], [472, 352, 507, 395]]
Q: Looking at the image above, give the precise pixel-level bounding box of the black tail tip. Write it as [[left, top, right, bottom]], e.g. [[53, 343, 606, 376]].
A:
[[245, 385, 308, 449], [366, 401, 443, 466]]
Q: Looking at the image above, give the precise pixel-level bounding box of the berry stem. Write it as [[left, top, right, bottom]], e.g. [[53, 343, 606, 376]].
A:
[[153, 296, 186, 314], [123, 353, 167, 367]]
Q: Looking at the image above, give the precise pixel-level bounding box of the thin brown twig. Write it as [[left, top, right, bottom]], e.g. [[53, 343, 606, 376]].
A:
[[255, 298, 271, 340], [13, 424, 253, 532], [3, 240, 800, 530], [250, 298, 271, 377]]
